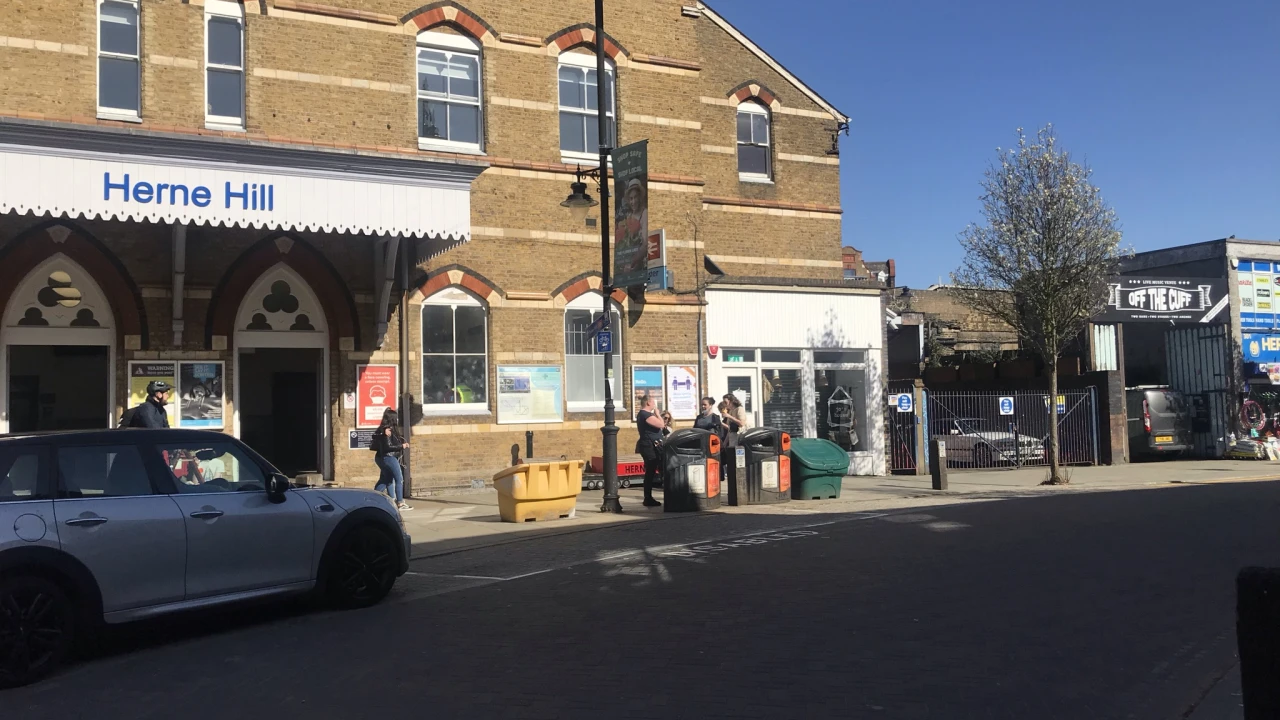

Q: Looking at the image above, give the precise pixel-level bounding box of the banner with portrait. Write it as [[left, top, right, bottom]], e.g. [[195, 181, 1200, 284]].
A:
[[612, 140, 649, 290]]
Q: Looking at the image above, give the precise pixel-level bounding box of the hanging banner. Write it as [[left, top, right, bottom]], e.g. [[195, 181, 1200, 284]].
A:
[[1096, 277, 1229, 323], [632, 365, 665, 414], [666, 364, 699, 420], [178, 361, 224, 428], [612, 140, 649, 290], [127, 361, 178, 427], [497, 366, 564, 425], [356, 364, 398, 429]]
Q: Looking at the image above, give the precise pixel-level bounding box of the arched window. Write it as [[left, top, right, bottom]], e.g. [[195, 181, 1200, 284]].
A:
[[417, 30, 483, 152], [422, 287, 488, 411], [564, 292, 622, 410], [736, 101, 771, 181], [558, 51, 615, 162]]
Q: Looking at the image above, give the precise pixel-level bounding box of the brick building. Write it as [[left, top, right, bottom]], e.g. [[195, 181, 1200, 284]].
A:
[[0, 0, 885, 488]]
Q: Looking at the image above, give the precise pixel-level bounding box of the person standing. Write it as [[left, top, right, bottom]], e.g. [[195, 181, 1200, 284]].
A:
[[123, 380, 171, 428], [374, 408, 412, 511], [635, 395, 666, 507], [720, 393, 751, 496], [694, 396, 723, 438]]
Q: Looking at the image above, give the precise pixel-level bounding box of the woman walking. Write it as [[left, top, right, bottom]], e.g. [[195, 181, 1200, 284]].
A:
[[374, 408, 412, 511]]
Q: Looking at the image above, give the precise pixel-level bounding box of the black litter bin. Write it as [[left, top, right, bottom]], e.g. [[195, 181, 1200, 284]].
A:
[[731, 427, 791, 506], [662, 428, 722, 512]]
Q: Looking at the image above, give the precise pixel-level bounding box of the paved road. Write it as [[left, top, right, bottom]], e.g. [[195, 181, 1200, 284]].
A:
[[7, 482, 1277, 719]]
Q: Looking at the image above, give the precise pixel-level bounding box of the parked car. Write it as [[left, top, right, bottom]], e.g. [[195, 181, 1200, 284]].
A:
[[931, 418, 1047, 467], [1126, 386, 1192, 460], [0, 429, 411, 688]]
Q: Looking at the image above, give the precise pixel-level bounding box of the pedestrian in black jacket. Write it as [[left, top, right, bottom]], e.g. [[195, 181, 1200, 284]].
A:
[[373, 408, 412, 510], [121, 380, 172, 428]]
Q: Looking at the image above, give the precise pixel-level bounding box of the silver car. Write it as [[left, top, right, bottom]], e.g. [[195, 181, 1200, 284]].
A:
[[0, 429, 410, 688]]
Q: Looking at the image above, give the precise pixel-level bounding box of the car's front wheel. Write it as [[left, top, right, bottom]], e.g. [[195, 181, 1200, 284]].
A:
[[0, 575, 76, 689], [325, 526, 399, 610]]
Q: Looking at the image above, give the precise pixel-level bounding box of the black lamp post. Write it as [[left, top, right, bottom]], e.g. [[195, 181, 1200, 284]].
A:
[[560, 0, 622, 513]]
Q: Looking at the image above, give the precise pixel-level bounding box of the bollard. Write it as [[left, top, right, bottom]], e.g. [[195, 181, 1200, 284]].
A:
[[1238, 567, 1280, 718], [526, 431, 534, 460], [930, 438, 948, 491]]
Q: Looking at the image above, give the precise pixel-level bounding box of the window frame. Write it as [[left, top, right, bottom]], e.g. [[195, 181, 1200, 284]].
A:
[[204, 1, 245, 130], [96, 0, 142, 121], [421, 288, 490, 417], [736, 100, 773, 183], [563, 292, 624, 413], [0, 445, 50, 504], [416, 30, 485, 154], [557, 52, 616, 165]]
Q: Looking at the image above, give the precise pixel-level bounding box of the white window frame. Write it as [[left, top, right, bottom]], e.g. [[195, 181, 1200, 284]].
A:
[[416, 30, 484, 154], [564, 292, 623, 413], [737, 101, 773, 183], [558, 52, 616, 165], [96, 0, 141, 121], [421, 288, 490, 416], [204, 0, 245, 131]]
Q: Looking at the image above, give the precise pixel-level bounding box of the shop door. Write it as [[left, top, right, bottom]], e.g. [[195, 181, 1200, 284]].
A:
[[239, 348, 321, 477], [760, 368, 804, 438], [7, 345, 110, 432]]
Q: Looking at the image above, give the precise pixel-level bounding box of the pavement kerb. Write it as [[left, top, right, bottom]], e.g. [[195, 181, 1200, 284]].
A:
[[406, 472, 1280, 561]]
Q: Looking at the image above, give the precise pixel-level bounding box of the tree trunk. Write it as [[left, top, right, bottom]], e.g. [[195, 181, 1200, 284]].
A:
[[1046, 363, 1065, 484]]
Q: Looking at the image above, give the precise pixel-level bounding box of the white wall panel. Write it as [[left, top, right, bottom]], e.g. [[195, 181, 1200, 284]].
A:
[[706, 288, 882, 349]]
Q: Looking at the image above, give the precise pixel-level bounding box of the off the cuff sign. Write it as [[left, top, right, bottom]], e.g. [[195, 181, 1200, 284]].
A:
[[1096, 277, 1228, 324]]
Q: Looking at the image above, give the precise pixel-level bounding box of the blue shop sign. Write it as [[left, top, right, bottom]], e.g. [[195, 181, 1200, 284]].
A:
[[1243, 333, 1280, 363]]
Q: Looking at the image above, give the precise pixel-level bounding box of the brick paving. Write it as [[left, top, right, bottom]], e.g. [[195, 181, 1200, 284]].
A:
[[8, 481, 1276, 719]]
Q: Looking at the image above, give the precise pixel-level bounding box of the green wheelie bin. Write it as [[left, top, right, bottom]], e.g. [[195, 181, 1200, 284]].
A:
[[788, 438, 850, 500]]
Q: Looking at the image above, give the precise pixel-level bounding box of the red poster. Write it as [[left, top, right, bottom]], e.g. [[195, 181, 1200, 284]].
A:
[[356, 364, 398, 429]]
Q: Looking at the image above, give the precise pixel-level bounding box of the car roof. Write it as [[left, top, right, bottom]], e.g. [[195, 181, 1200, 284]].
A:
[[0, 428, 239, 446]]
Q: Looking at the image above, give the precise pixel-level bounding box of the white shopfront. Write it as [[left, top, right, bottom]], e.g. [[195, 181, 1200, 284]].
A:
[[0, 119, 480, 481], [706, 285, 885, 476]]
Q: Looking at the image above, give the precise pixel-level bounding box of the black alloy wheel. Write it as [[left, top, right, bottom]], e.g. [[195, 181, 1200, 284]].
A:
[[0, 576, 75, 689], [328, 527, 398, 609]]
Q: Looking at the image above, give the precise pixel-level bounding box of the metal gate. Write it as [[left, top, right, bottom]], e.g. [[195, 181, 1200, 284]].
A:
[[925, 389, 1099, 469], [886, 385, 919, 474], [1166, 326, 1230, 458]]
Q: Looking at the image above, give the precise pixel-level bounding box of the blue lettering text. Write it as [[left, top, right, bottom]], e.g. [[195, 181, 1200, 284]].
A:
[[104, 172, 130, 202], [169, 184, 190, 206], [226, 182, 249, 210], [132, 181, 154, 203], [192, 186, 211, 208]]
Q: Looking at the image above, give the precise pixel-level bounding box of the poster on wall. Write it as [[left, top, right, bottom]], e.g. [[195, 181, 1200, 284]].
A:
[[612, 140, 649, 291], [127, 362, 178, 427], [356, 364, 398, 429], [1241, 261, 1279, 329], [497, 366, 564, 425], [666, 365, 698, 420], [177, 361, 224, 428], [632, 365, 665, 414]]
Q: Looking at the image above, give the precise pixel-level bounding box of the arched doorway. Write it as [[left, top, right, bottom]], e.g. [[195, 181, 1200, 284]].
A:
[[233, 263, 330, 479], [0, 254, 116, 433]]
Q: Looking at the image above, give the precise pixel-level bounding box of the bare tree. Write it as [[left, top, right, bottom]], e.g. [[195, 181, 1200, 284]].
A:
[[952, 125, 1123, 484]]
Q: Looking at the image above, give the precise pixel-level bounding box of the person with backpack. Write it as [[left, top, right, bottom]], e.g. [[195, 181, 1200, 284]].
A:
[[372, 408, 411, 511], [120, 380, 172, 429]]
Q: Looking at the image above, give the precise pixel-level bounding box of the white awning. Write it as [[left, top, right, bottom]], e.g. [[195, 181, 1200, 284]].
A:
[[0, 142, 474, 241]]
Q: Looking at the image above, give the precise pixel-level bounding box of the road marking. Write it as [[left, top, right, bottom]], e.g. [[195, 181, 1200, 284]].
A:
[[404, 572, 505, 581]]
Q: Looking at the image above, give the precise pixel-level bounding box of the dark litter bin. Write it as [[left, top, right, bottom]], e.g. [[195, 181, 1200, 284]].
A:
[[731, 427, 791, 506], [662, 428, 722, 512], [788, 438, 849, 500]]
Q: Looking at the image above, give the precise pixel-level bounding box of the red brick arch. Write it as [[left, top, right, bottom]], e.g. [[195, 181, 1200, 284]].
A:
[[402, 1, 496, 41], [728, 80, 780, 109], [0, 220, 148, 346], [546, 24, 629, 60], [416, 265, 503, 305], [206, 233, 360, 351], [552, 272, 628, 306]]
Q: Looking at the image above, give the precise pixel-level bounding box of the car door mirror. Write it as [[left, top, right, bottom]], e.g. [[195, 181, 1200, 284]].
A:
[[266, 473, 290, 501]]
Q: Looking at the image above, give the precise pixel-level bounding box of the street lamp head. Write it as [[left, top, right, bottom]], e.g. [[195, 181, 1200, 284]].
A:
[[561, 179, 598, 224]]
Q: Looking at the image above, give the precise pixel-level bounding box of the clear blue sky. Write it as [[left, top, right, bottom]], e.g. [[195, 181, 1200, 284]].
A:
[[715, 0, 1280, 288]]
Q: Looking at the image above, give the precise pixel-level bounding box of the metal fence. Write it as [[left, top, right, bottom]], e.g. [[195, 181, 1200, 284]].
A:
[[886, 385, 918, 474], [925, 389, 1099, 469]]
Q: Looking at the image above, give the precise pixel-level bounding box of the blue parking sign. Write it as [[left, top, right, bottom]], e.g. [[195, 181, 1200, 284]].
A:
[[999, 397, 1015, 415], [894, 393, 913, 413], [595, 330, 612, 354]]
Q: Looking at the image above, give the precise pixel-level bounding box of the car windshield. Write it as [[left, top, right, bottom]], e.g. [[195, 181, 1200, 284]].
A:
[[1148, 391, 1187, 415]]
